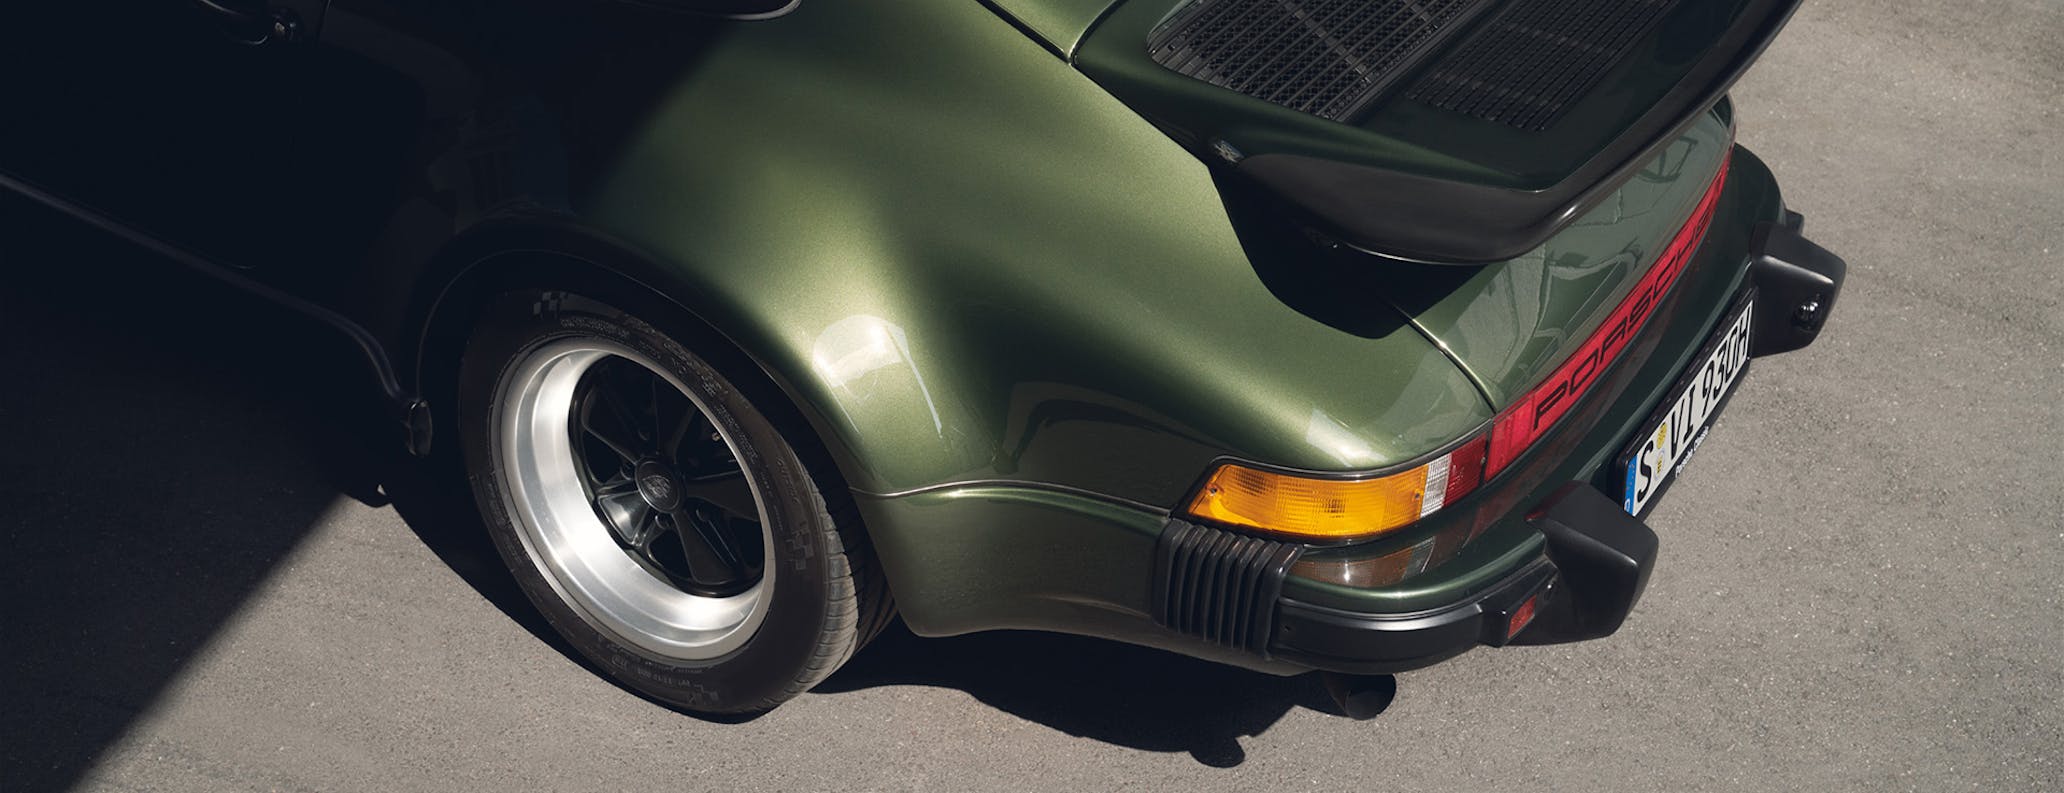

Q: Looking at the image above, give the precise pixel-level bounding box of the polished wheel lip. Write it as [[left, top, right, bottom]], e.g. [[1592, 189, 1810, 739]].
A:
[[495, 337, 774, 662]]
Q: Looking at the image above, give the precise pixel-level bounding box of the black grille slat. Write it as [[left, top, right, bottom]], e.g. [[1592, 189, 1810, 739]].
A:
[[1196, 532, 1233, 641], [1152, 520, 1303, 654], [1149, 0, 1493, 122], [1219, 539, 1261, 643], [1407, 0, 1679, 130]]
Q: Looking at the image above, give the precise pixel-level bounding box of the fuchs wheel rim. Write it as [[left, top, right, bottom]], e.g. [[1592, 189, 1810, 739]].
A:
[[495, 337, 773, 661]]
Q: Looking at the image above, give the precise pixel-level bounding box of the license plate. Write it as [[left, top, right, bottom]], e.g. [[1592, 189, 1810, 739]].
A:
[[1619, 293, 1755, 517]]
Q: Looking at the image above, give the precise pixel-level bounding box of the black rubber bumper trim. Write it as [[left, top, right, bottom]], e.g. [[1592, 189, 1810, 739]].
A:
[[1273, 559, 1555, 674], [1516, 482, 1661, 644], [1153, 519, 1304, 656], [1270, 483, 1658, 674], [1746, 210, 1848, 357]]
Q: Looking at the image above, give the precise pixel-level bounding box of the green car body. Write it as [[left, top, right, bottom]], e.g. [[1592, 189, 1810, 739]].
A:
[[2, 0, 1841, 686]]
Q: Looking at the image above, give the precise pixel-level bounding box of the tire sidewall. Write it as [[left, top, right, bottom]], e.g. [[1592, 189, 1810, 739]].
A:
[[457, 289, 842, 713]]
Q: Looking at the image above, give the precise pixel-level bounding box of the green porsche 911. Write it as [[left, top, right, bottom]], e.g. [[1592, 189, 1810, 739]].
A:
[[0, 0, 1845, 716]]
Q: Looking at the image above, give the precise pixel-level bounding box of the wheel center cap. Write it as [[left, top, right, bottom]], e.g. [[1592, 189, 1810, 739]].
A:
[[633, 461, 685, 512]]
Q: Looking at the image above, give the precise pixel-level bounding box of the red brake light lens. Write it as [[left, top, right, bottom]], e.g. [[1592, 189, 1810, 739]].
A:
[[1486, 155, 1733, 477], [1186, 152, 1732, 545]]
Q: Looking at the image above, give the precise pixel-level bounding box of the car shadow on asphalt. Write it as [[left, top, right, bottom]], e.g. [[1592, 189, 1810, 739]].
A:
[[381, 464, 1403, 762], [379, 462, 624, 693], [0, 199, 1395, 785], [359, 347, 1404, 766], [815, 623, 1384, 768], [0, 210, 396, 792]]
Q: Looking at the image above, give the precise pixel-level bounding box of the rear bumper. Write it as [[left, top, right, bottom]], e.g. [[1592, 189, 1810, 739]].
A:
[[1270, 483, 1654, 674], [863, 164, 1846, 680], [1261, 217, 1847, 674], [1746, 209, 1848, 358]]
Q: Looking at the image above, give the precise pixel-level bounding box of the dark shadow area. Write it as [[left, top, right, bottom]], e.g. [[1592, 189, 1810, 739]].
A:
[[1217, 169, 1479, 340], [377, 455, 591, 675], [0, 194, 1401, 787], [0, 200, 393, 792], [816, 622, 1389, 767], [379, 467, 1386, 742], [0, 196, 1401, 785], [384, 451, 1391, 743]]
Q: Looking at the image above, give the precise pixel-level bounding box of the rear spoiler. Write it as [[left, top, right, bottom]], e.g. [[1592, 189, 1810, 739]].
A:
[[604, 0, 797, 20], [1076, 0, 1806, 264]]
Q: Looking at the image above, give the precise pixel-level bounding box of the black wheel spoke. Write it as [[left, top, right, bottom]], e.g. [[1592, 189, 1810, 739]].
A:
[[508, 336, 785, 662], [596, 489, 659, 547], [566, 353, 764, 597], [673, 407, 737, 474], [592, 476, 641, 497], [669, 507, 749, 586], [645, 367, 665, 428], [581, 394, 646, 462], [606, 358, 660, 428], [656, 384, 700, 457], [622, 509, 666, 551], [678, 470, 757, 520]]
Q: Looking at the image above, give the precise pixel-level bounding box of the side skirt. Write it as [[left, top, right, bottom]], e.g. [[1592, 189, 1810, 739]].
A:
[[0, 168, 433, 456]]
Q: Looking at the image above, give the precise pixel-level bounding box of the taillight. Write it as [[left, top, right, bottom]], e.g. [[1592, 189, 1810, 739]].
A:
[[1184, 152, 1731, 544], [1486, 155, 1732, 477], [1185, 435, 1487, 541]]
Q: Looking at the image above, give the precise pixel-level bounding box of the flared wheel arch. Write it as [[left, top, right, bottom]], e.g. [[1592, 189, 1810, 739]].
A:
[[404, 221, 844, 474], [401, 221, 892, 633]]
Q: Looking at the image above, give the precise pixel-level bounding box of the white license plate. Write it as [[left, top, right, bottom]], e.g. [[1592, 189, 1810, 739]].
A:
[[1620, 295, 1755, 516]]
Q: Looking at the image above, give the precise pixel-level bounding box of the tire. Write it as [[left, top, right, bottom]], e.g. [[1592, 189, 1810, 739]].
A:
[[455, 288, 887, 714]]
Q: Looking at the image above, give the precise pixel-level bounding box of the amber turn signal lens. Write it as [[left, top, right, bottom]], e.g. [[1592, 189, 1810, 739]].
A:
[[1185, 437, 1487, 541]]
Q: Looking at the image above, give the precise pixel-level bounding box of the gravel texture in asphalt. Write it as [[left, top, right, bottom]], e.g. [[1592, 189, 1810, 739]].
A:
[[3, 0, 2060, 789]]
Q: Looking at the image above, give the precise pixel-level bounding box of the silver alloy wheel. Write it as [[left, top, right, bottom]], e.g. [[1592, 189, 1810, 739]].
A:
[[493, 337, 773, 661]]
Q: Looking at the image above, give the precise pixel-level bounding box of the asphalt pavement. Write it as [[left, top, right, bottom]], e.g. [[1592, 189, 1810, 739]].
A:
[[3, 0, 2060, 790]]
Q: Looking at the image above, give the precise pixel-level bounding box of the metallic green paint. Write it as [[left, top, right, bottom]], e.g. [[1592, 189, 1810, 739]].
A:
[[854, 483, 1307, 673], [846, 146, 1788, 645], [1080, 0, 1772, 188], [982, 0, 1120, 54], [582, 0, 1489, 511], [1077, 0, 1506, 184], [1387, 112, 1737, 406], [1286, 147, 1788, 617], [4, 0, 1812, 669], [331, 0, 1781, 644]]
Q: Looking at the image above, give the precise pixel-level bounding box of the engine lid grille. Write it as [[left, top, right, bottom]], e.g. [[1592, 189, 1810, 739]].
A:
[[1147, 0, 1492, 122], [1407, 0, 1682, 131]]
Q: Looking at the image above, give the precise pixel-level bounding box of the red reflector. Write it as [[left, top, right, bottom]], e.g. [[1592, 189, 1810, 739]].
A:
[[1486, 155, 1733, 476], [1506, 594, 1540, 641]]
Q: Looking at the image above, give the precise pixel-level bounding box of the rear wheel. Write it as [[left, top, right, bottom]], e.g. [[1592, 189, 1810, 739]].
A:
[[456, 289, 886, 714]]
